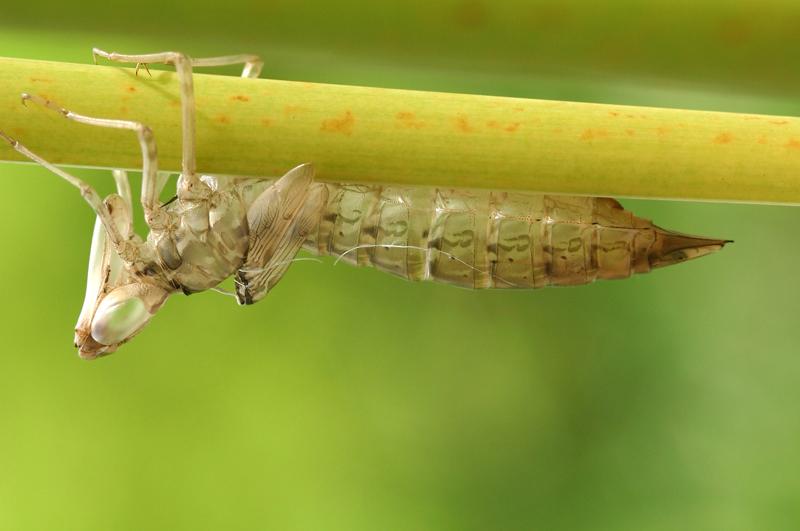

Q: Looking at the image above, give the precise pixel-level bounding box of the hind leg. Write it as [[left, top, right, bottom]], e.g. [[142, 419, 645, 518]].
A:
[[93, 48, 264, 180]]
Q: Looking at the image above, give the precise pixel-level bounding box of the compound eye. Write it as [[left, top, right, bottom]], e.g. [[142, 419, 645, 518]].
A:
[[90, 284, 169, 346]]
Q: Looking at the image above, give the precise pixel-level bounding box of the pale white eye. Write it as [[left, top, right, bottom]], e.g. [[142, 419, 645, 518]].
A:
[[91, 291, 154, 346]]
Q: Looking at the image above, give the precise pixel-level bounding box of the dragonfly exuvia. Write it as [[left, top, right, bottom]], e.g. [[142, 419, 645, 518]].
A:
[[0, 49, 729, 359]]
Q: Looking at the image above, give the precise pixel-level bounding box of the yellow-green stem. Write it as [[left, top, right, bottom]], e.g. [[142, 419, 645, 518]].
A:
[[1, 57, 799, 203]]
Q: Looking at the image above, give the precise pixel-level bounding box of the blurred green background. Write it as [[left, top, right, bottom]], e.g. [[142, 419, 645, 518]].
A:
[[2, 1, 800, 529]]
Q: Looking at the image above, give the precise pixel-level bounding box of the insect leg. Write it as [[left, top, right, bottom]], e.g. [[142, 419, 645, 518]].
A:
[[93, 49, 199, 177], [111, 169, 172, 215], [111, 170, 133, 212], [93, 48, 264, 172], [0, 122, 130, 257], [109, 169, 170, 236], [185, 54, 263, 78], [20, 93, 168, 232]]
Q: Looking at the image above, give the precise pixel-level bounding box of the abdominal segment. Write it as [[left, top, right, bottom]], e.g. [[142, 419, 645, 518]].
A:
[[302, 184, 726, 290]]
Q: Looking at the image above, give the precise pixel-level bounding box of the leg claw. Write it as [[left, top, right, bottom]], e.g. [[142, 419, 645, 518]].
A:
[[134, 63, 152, 77]]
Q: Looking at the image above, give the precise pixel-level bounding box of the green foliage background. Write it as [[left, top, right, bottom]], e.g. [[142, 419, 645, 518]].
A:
[[1, 1, 800, 529]]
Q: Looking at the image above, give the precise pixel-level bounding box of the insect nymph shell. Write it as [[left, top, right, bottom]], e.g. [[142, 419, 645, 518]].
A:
[[73, 175, 729, 359]]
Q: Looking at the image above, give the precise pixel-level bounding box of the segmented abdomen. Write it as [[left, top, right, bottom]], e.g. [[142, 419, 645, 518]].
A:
[[302, 184, 657, 289]]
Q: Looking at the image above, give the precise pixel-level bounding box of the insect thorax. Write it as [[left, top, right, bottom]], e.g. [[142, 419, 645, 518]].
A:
[[146, 175, 251, 294]]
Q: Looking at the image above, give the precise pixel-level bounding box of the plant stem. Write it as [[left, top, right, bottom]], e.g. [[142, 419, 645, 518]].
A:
[[1, 57, 799, 203]]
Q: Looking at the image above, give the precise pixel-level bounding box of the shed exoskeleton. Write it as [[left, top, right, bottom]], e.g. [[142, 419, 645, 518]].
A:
[[0, 49, 728, 359]]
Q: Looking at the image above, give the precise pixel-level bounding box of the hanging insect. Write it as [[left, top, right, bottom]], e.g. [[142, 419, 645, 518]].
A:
[[0, 49, 729, 359]]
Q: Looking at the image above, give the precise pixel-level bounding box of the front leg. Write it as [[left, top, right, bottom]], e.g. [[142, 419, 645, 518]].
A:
[[0, 126, 134, 260]]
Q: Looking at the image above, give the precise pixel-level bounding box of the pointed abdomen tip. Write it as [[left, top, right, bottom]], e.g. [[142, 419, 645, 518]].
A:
[[649, 227, 730, 270]]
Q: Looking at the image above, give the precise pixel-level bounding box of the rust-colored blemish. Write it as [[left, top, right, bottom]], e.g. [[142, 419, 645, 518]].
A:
[[213, 114, 232, 125], [513, 107, 525, 112], [168, 100, 180, 107], [321, 111, 355, 135], [454, 115, 474, 133], [579, 128, 610, 141], [231, 94, 250, 102], [625, 129, 635, 136], [785, 139, 800, 150], [487, 120, 521, 132], [769, 120, 789, 125], [28, 77, 53, 83], [12, 127, 25, 137], [654, 126, 670, 136], [261, 118, 273, 128], [125, 86, 136, 93], [121, 96, 132, 103], [284, 104, 309, 115], [119, 106, 129, 115], [607, 111, 621, 117], [396, 111, 425, 129], [713, 133, 734, 144], [757, 135, 768, 144]]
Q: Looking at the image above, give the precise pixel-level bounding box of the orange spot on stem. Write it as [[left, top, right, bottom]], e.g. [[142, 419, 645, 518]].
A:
[[454, 115, 474, 133], [486, 120, 521, 132], [396, 111, 425, 129], [785, 139, 800, 150], [580, 128, 610, 141], [321, 111, 355, 135], [284, 105, 309, 115]]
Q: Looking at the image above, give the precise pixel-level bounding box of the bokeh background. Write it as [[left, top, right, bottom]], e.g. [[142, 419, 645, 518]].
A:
[[2, 1, 800, 529]]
